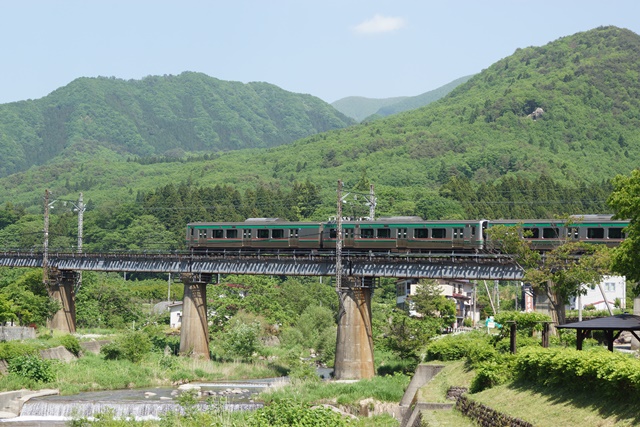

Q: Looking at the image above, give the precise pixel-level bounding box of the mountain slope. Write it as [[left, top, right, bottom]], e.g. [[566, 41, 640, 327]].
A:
[[373, 75, 474, 118], [332, 75, 473, 122], [0, 72, 355, 178], [331, 96, 409, 122], [0, 26, 639, 217]]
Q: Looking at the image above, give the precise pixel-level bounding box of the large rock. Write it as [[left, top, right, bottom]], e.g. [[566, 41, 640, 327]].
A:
[[39, 346, 76, 362], [79, 340, 112, 355]]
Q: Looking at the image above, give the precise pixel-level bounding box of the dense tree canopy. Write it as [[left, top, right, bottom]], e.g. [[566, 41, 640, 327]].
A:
[[608, 169, 640, 285]]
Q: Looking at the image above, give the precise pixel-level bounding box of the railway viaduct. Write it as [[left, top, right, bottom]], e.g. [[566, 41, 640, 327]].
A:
[[0, 250, 523, 380]]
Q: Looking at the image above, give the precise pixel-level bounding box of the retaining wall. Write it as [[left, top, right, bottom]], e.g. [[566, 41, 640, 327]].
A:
[[0, 326, 35, 341]]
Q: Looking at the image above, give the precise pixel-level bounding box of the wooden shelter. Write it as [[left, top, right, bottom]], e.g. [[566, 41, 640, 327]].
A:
[[556, 314, 640, 351]]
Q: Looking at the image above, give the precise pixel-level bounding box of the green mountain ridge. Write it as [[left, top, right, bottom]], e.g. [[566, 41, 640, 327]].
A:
[[372, 75, 474, 119], [0, 26, 638, 220], [0, 72, 355, 178], [331, 75, 473, 122], [331, 95, 409, 122]]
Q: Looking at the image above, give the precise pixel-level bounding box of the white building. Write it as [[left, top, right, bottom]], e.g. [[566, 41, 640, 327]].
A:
[[396, 278, 480, 327], [168, 302, 183, 329], [567, 275, 626, 311]]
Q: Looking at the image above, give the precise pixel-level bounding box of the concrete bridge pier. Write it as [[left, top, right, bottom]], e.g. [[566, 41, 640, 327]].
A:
[[179, 273, 211, 358], [47, 269, 77, 333], [334, 276, 375, 380]]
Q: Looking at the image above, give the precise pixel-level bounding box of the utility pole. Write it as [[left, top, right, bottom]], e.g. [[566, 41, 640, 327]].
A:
[[473, 282, 477, 326], [336, 180, 343, 293], [43, 190, 56, 288], [73, 193, 85, 292], [43, 189, 50, 288], [367, 184, 376, 220]]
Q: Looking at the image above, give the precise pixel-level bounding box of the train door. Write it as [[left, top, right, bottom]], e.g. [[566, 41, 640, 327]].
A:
[[242, 227, 253, 248], [567, 226, 579, 242], [397, 227, 408, 250], [344, 226, 355, 248], [289, 228, 299, 248], [452, 227, 464, 248]]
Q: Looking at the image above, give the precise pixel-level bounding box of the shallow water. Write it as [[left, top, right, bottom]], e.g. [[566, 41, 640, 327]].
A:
[[2, 379, 278, 424]]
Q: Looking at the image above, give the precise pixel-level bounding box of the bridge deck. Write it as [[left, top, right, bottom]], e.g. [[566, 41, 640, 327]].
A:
[[0, 251, 524, 280]]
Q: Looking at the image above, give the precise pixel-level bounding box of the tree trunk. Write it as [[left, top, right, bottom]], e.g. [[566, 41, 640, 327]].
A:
[[546, 280, 566, 334]]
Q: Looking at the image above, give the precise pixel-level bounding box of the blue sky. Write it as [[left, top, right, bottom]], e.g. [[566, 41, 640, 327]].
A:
[[2, 1, 639, 104]]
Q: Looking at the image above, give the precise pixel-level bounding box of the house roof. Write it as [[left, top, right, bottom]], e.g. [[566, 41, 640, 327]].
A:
[[556, 314, 640, 331]]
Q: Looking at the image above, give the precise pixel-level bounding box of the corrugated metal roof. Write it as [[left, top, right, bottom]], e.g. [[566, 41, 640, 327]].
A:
[[556, 314, 640, 330]]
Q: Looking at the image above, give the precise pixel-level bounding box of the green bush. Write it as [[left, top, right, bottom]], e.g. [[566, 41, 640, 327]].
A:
[[101, 330, 152, 363], [494, 311, 551, 337], [8, 355, 55, 383], [469, 357, 514, 393], [0, 341, 39, 362], [515, 347, 640, 397], [60, 334, 81, 357], [424, 331, 490, 361], [248, 399, 349, 427], [221, 319, 261, 361], [100, 343, 123, 361], [465, 340, 499, 368]]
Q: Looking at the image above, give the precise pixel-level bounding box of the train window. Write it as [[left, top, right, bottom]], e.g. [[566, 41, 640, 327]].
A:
[[523, 228, 539, 239], [542, 228, 559, 239], [329, 228, 337, 239], [414, 229, 428, 239], [346, 229, 355, 238], [257, 229, 269, 239], [226, 229, 238, 238], [377, 229, 391, 238], [361, 229, 374, 239], [212, 230, 223, 239], [587, 228, 605, 239], [398, 228, 408, 239], [568, 227, 579, 239], [243, 229, 252, 239], [272, 229, 284, 239], [471, 226, 476, 236], [608, 228, 624, 239], [198, 229, 207, 239], [289, 229, 299, 238], [432, 228, 446, 238], [190, 228, 195, 237]]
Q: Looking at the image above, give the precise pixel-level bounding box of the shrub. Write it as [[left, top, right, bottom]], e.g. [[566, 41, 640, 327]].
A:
[[424, 331, 490, 361], [60, 334, 81, 357], [465, 340, 499, 368], [221, 319, 261, 361], [248, 399, 349, 427], [0, 341, 39, 362], [101, 330, 152, 363], [469, 357, 514, 393], [514, 347, 640, 397], [8, 355, 55, 383], [100, 342, 123, 361], [494, 311, 551, 337]]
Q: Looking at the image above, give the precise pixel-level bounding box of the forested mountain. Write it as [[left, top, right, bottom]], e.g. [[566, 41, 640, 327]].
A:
[[368, 75, 474, 119], [331, 96, 409, 122], [0, 72, 355, 178], [331, 75, 472, 122], [1, 26, 640, 251]]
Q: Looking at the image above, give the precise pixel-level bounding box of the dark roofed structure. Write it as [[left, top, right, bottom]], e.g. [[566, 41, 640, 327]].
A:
[[556, 314, 640, 351]]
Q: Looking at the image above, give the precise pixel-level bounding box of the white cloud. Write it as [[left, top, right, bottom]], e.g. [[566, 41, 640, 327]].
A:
[[353, 14, 406, 35]]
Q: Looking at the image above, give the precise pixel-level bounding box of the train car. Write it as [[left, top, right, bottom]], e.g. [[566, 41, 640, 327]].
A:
[[487, 215, 629, 251], [321, 217, 487, 252], [187, 215, 626, 253], [186, 219, 323, 252]]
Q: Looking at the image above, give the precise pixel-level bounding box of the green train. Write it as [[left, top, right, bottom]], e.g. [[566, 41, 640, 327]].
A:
[[186, 215, 628, 253]]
